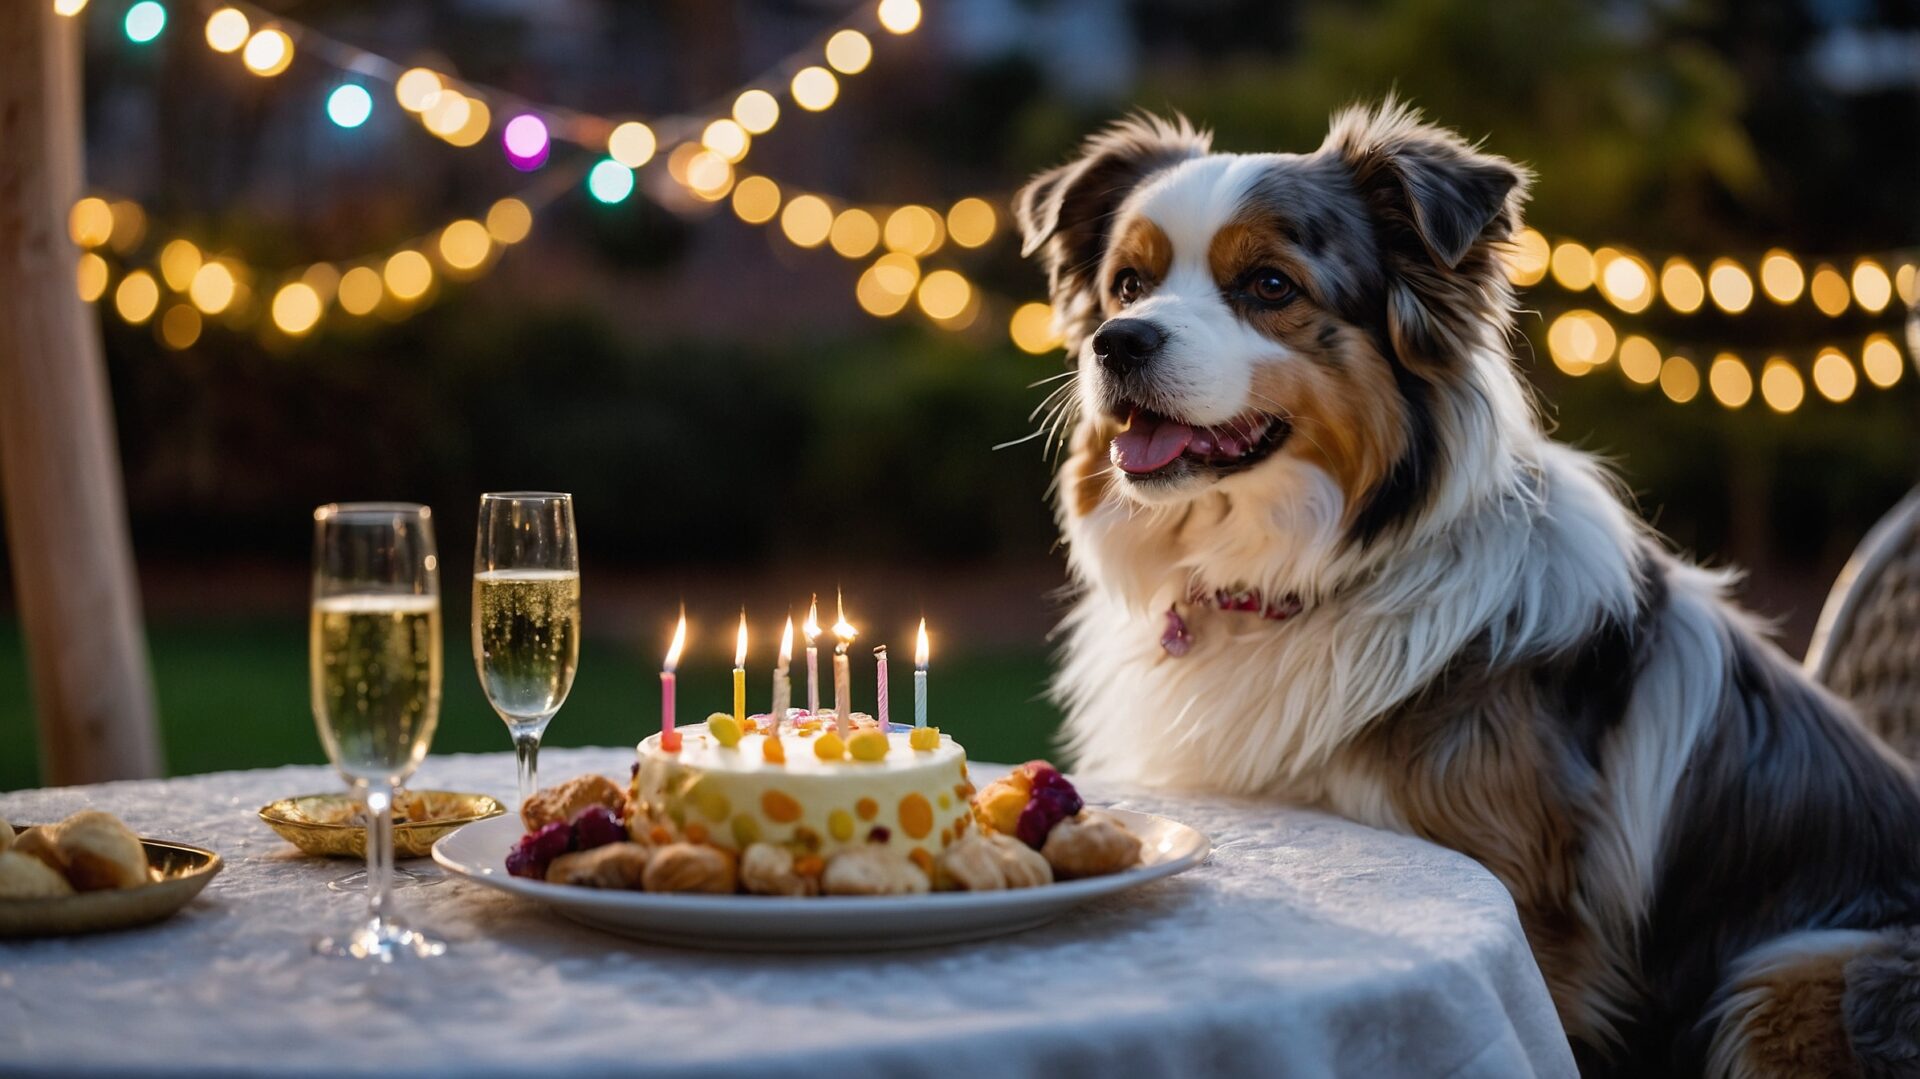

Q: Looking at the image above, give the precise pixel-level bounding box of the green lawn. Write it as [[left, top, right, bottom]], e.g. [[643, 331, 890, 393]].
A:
[[0, 620, 1063, 791]]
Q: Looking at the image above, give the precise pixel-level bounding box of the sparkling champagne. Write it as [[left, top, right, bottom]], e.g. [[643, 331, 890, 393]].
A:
[[310, 593, 443, 783], [472, 568, 581, 720]]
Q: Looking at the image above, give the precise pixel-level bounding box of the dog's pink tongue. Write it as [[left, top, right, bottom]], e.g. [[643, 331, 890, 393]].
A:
[[1113, 410, 1194, 474]]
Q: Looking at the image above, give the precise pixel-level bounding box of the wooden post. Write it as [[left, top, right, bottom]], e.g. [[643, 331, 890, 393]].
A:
[[0, 4, 162, 784]]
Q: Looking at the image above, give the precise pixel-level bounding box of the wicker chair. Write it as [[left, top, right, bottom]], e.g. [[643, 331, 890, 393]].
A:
[[1806, 487, 1920, 761]]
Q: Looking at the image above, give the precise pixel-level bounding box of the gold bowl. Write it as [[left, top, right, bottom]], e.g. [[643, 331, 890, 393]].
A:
[[0, 829, 222, 938], [259, 791, 506, 859]]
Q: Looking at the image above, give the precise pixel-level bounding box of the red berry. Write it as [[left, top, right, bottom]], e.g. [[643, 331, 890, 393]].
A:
[[571, 805, 625, 851]]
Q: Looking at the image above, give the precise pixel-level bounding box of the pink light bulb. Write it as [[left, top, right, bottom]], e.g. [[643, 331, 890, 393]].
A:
[[502, 114, 550, 170]]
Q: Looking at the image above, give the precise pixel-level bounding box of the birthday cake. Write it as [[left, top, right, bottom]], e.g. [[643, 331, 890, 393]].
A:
[[629, 715, 974, 868]]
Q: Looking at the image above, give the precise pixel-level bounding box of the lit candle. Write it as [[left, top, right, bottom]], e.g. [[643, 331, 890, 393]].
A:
[[660, 610, 687, 752], [732, 610, 748, 732], [832, 592, 856, 741], [802, 595, 821, 715], [914, 617, 929, 730], [769, 615, 794, 735], [873, 645, 890, 731]]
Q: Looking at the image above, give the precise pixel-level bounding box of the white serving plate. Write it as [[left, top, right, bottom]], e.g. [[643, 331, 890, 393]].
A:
[[433, 808, 1209, 951]]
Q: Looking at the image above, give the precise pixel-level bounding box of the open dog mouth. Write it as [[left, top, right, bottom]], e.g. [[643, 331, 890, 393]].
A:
[[1109, 404, 1291, 479]]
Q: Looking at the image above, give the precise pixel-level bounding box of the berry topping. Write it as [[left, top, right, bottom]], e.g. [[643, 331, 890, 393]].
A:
[[506, 820, 574, 879], [570, 805, 626, 851]]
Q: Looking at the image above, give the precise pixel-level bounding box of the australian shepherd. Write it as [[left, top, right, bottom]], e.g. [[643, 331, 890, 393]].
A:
[[1016, 101, 1920, 1076]]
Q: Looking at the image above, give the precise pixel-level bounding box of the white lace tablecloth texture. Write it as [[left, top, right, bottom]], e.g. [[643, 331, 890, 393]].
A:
[[0, 747, 1574, 1078]]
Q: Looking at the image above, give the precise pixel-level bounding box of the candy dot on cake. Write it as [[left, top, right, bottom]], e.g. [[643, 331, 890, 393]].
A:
[[828, 809, 854, 841], [899, 793, 933, 839], [761, 790, 801, 823], [855, 797, 878, 821]]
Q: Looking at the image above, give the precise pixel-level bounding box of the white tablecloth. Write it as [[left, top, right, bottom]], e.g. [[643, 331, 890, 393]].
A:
[[0, 747, 1574, 1078]]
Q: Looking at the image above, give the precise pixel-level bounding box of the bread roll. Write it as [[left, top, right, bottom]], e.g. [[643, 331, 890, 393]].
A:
[[0, 849, 75, 899], [53, 810, 149, 891]]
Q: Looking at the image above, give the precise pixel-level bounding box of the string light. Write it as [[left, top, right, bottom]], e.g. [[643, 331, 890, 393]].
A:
[[732, 91, 780, 135], [1617, 334, 1661, 385], [383, 250, 433, 302], [107, 200, 147, 254], [158, 305, 202, 350], [327, 84, 373, 129], [1009, 302, 1063, 354], [731, 176, 782, 225], [1759, 357, 1804, 413], [1759, 250, 1804, 304], [485, 198, 533, 244], [1851, 259, 1893, 314], [270, 282, 323, 336], [684, 151, 734, 200], [124, 1, 166, 44], [69, 197, 113, 249], [395, 69, 442, 112], [946, 198, 996, 248], [241, 29, 294, 77], [204, 8, 248, 53], [587, 159, 636, 204], [829, 209, 881, 258], [791, 67, 839, 111], [884, 205, 943, 257], [1707, 258, 1754, 314], [877, 0, 923, 35], [916, 269, 970, 320], [1812, 347, 1857, 403], [502, 115, 550, 170], [1546, 309, 1616, 375], [442, 97, 491, 147], [607, 121, 657, 168], [1549, 242, 1594, 291], [337, 267, 384, 316], [76, 253, 109, 303], [158, 239, 201, 290], [1659, 356, 1701, 404], [825, 29, 875, 74], [856, 255, 917, 316], [114, 270, 160, 324], [1897, 263, 1916, 306], [779, 195, 834, 248], [1861, 334, 1904, 388], [422, 91, 472, 137], [701, 119, 750, 163], [1659, 258, 1705, 314], [190, 261, 237, 315], [1595, 248, 1653, 314], [1810, 264, 1850, 317], [1708, 353, 1752, 408], [437, 219, 492, 271]]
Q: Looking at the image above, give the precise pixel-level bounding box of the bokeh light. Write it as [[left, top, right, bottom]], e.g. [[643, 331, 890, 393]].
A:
[[242, 29, 294, 77], [946, 198, 997, 248], [437, 220, 491, 271], [684, 151, 734, 200], [825, 30, 874, 74], [1549, 242, 1594, 291], [1545, 309, 1616, 375], [1861, 334, 1904, 388], [732, 91, 780, 135], [422, 91, 472, 137], [54, 0, 89, 15], [702, 119, 750, 163], [1659, 356, 1701, 404], [1706, 259, 1753, 314], [884, 205, 944, 256], [271, 282, 323, 336], [114, 270, 160, 324], [1708, 354, 1752, 409], [877, 0, 923, 34], [76, 253, 109, 303], [107, 201, 147, 255], [1659, 258, 1705, 314], [301, 263, 340, 304], [1504, 228, 1550, 287], [327, 85, 373, 129], [337, 267, 384, 315], [1758, 250, 1804, 304], [1896, 263, 1916, 306], [69, 197, 113, 249], [159, 239, 202, 291], [1851, 259, 1892, 313], [791, 67, 839, 111], [779, 195, 834, 248], [383, 251, 433, 302], [485, 198, 533, 244], [443, 97, 491, 147], [502, 114, 550, 170], [731, 176, 782, 225], [587, 160, 635, 204], [189, 262, 237, 314], [204, 8, 249, 53], [1759, 358, 1804, 413], [857, 255, 920, 316], [1009, 302, 1064, 354], [158, 305, 201, 350], [916, 270, 971, 320], [124, 2, 166, 44], [607, 122, 656, 168], [829, 209, 881, 258], [395, 69, 441, 112], [1617, 335, 1661, 385], [1595, 249, 1653, 313], [1809, 265, 1850, 317], [1812, 348, 1857, 403]]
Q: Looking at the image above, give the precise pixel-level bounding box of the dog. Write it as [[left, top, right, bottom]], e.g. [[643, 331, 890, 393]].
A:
[[1015, 101, 1920, 1076]]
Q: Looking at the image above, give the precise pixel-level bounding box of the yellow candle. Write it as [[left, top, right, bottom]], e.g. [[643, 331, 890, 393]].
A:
[[732, 611, 748, 728]]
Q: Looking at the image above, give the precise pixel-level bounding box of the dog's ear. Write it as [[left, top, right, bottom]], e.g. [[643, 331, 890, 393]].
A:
[[1322, 98, 1530, 363], [1016, 114, 1210, 347]]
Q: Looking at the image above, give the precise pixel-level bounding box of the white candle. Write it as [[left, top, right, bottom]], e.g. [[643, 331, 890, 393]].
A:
[[832, 592, 856, 740], [802, 596, 821, 715], [914, 617, 929, 730], [769, 616, 793, 735], [874, 645, 890, 730]]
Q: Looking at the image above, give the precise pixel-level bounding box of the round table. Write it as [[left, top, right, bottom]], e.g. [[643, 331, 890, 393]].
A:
[[0, 747, 1575, 1077]]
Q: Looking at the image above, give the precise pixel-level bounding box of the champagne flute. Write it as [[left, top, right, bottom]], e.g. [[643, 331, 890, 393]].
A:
[[472, 492, 580, 807], [309, 502, 446, 961]]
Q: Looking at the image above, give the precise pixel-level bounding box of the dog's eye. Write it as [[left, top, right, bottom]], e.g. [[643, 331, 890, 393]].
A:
[[1113, 269, 1143, 305], [1248, 269, 1296, 305]]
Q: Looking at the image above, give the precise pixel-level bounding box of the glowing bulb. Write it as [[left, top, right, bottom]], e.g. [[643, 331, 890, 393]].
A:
[[1546, 309, 1615, 375], [502, 114, 550, 170], [1659, 356, 1701, 404], [114, 271, 160, 324], [825, 29, 874, 74], [270, 282, 322, 336], [1812, 348, 1857, 403], [779, 195, 834, 248], [1708, 353, 1752, 409], [337, 266, 383, 315], [1759, 358, 1804, 413], [1504, 228, 1550, 287], [444, 97, 491, 147], [1707, 258, 1753, 314], [105, 201, 146, 255], [54, 0, 89, 15], [158, 305, 201, 350], [732, 90, 780, 135], [829, 209, 881, 258], [1759, 250, 1804, 304], [884, 205, 944, 256], [204, 7, 248, 52], [1617, 335, 1661, 385], [701, 119, 750, 163], [1810, 265, 1850, 317], [856, 264, 911, 317], [1896, 263, 1916, 306], [1596, 249, 1653, 313], [946, 198, 997, 249], [437, 219, 491, 271], [485, 198, 533, 244], [877, 0, 922, 34], [158, 239, 201, 291], [1660, 258, 1705, 314], [383, 250, 433, 302], [684, 151, 733, 200], [301, 262, 339, 303], [189, 261, 236, 314], [731, 176, 782, 225], [395, 69, 441, 112], [327, 84, 373, 129], [68, 197, 113, 249], [587, 159, 636, 204], [422, 90, 472, 137], [1861, 334, 1904, 388], [76, 253, 109, 303], [1009, 302, 1063, 354], [242, 29, 293, 76], [124, 2, 166, 44], [1851, 259, 1893, 314], [791, 67, 839, 111], [607, 121, 656, 168], [916, 270, 971, 320], [870, 252, 920, 296], [1549, 242, 1594, 291]]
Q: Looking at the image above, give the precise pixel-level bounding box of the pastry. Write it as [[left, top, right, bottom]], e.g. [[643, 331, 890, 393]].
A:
[[52, 810, 150, 891], [0, 849, 75, 899], [520, 774, 627, 832], [544, 842, 652, 889]]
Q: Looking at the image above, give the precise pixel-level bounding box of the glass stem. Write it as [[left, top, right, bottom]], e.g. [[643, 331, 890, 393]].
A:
[[365, 783, 395, 928], [515, 730, 541, 807]]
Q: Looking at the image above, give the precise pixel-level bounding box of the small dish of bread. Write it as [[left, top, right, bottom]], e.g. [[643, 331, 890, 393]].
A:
[[0, 810, 223, 937]]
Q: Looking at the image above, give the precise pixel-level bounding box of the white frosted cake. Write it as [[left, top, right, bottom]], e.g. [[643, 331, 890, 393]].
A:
[[630, 718, 975, 867]]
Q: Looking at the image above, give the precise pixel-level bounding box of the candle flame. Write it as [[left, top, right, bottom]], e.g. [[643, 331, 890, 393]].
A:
[[833, 591, 857, 652], [664, 610, 687, 672], [778, 616, 794, 667], [915, 617, 929, 669], [802, 595, 821, 641], [734, 609, 749, 667]]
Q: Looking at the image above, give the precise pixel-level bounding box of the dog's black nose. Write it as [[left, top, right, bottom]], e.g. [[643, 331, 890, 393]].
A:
[[1091, 319, 1165, 375]]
